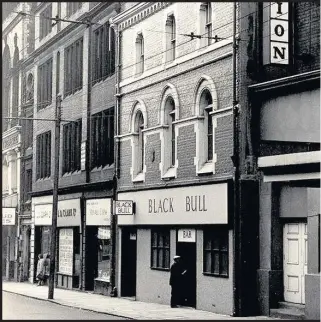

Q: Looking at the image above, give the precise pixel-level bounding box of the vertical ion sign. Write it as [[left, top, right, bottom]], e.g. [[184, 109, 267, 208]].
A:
[[263, 2, 289, 65]]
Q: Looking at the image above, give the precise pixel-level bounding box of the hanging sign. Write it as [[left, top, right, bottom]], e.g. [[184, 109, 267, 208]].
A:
[[263, 2, 289, 65], [115, 200, 134, 215], [2, 208, 16, 226], [86, 198, 111, 226]]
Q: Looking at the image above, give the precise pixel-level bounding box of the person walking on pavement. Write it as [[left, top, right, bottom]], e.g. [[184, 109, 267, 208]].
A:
[[169, 255, 187, 308], [36, 254, 45, 286], [43, 254, 50, 285]]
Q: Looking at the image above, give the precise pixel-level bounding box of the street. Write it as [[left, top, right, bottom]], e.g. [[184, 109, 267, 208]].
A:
[[2, 292, 128, 320]]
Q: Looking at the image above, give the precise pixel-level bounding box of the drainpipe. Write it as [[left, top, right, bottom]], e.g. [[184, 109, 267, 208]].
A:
[[110, 21, 121, 296], [232, 1, 241, 317]]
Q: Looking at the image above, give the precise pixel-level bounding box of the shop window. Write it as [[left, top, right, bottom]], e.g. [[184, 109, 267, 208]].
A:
[[203, 228, 228, 277], [92, 22, 115, 85], [97, 227, 111, 281], [64, 37, 83, 97], [37, 58, 53, 110], [36, 131, 51, 179], [62, 119, 82, 174], [39, 4, 52, 40], [91, 108, 114, 169], [151, 229, 170, 270]]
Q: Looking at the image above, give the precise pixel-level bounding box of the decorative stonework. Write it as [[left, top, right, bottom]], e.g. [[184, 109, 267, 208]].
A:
[[119, 3, 171, 31]]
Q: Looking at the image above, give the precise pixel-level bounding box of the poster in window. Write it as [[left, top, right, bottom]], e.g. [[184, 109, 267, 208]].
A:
[[58, 228, 73, 276]]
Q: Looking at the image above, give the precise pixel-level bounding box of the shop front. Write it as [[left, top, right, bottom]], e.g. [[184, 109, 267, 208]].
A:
[[84, 198, 112, 295], [31, 196, 82, 288], [117, 182, 235, 315]]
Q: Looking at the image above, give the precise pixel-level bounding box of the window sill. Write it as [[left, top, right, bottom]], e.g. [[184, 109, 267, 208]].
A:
[[197, 162, 214, 175], [62, 170, 81, 177], [162, 167, 176, 180], [150, 267, 170, 272], [203, 272, 229, 278], [132, 172, 145, 183]]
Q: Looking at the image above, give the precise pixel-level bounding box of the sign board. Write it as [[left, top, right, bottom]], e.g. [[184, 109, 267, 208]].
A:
[[2, 208, 16, 226], [58, 228, 73, 276], [98, 227, 111, 240], [178, 229, 196, 242], [117, 183, 228, 226], [115, 200, 134, 215], [86, 198, 111, 226], [35, 204, 52, 226], [129, 232, 137, 240], [263, 2, 289, 65], [57, 199, 81, 227]]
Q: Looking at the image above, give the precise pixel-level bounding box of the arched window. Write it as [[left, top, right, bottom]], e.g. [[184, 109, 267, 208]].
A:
[[200, 89, 213, 161], [135, 111, 144, 173], [200, 3, 213, 47], [165, 14, 176, 62], [130, 101, 147, 182], [205, 3, 212, 46], [194, 76, 217, 174], [135, 33, 144, 74], [165, 97, 176, 167]]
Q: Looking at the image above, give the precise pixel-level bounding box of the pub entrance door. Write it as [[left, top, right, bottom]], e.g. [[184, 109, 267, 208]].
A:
[[121, 228, 137, 297]]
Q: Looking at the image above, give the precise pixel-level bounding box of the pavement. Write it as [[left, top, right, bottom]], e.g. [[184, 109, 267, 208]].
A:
[[2, 281, 275, 320]]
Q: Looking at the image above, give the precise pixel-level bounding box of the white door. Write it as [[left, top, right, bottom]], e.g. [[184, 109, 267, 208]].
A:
[[283, 222, 307, 304]]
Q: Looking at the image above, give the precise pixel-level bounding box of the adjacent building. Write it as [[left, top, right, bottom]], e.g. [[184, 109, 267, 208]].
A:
[[2, 2, 35, 281], [238, 1, 320, 320], [26, 2, 119, 295]]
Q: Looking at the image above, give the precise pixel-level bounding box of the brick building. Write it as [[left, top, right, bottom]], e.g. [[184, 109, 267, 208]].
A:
[[111, 2, 239, 315], [237, 2, 320, 319], [26, 2, 120, 295]]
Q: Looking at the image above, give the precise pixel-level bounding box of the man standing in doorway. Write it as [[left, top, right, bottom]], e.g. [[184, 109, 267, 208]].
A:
[[169, 255, 186, 308]]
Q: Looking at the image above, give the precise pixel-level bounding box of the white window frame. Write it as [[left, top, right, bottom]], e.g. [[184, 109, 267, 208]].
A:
[[129, 100, 147, 182], [193, 76, 218, 175], [135, 32, 144, 75], [159, 84, 180, 179], [165, 14, 176, 62]]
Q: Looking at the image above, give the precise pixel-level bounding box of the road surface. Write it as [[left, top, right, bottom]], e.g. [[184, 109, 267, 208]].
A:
[[3, 292, 128, 320]]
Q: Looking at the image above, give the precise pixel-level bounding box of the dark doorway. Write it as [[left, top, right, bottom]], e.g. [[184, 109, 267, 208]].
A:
[[176, 241, 196, 307], [85, 226, 98, 290], [121, 228, 137, 297]]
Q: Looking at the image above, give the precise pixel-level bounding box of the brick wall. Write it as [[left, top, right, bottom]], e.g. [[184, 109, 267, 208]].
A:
[[117, 3, 235, 191]]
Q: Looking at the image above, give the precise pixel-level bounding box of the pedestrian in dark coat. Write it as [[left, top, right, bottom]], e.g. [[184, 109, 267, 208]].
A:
[[36, 254, 45, 286], [169, 255, 186, 308]]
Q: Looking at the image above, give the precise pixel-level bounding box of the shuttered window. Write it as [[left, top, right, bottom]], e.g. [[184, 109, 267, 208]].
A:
[[62, 119, 82, 174], [91, 108, 114, 169], [92, 22, 116, 85], [37, 58, 53, 110], [64, 38, 83, 97], [36, 131, 51, 179]]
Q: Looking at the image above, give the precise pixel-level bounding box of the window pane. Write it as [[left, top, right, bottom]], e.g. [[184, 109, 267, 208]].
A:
[[213, 252, 220, 274], [220, 252, 228, 276], [221, 232, 228, 251], [152, 248, 157, 267], [204, 251, 211, 273], [213, 236, 220, 250], [158, 233, 164, 247], [164, 249, 170, 269], [158, 248, 163, 268], [151, 232, 157, 247], [204, 234, 211, 250]]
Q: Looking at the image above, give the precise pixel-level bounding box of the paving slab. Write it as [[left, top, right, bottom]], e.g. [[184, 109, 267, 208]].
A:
[[2, 281, 276, 320]]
